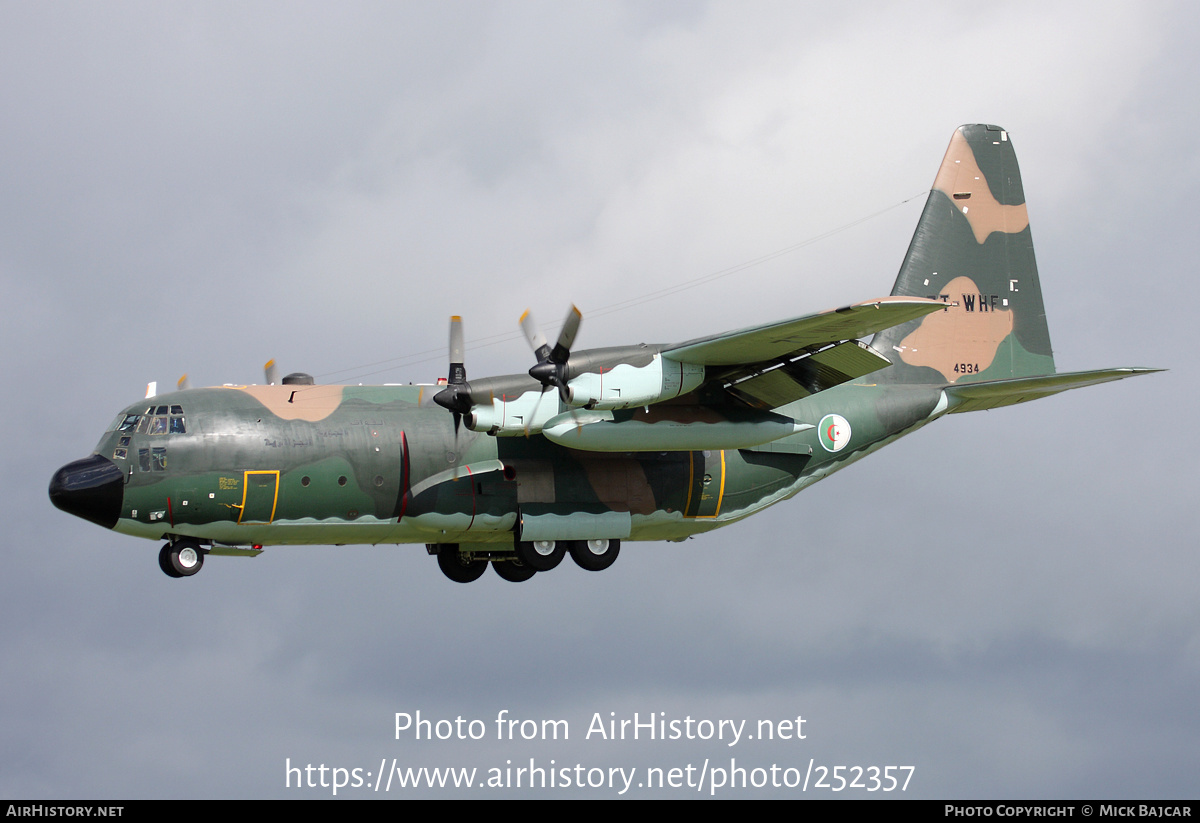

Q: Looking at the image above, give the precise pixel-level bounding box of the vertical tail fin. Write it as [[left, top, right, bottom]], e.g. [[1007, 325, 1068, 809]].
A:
[[872, 125, 1055, 384]]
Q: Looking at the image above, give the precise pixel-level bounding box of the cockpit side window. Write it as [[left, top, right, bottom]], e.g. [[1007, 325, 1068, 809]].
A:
[[117, 414, 141, 432], [169, 416, 186, 434], [137, 448, 167, 471]]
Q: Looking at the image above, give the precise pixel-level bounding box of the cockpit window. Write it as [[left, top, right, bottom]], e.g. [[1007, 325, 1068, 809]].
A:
[[115, 406, 187, 437], [137, 448, 167, 472]]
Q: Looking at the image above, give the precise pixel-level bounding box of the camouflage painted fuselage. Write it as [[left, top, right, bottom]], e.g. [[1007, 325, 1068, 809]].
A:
[[95, 379, 946, 549]]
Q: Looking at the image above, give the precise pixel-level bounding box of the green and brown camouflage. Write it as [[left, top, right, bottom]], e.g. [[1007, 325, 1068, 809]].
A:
[[49, 125, 1160, 582], [872, 123, 1054, 384]]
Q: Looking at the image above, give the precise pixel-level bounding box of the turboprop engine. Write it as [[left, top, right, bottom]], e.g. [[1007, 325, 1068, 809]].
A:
[[435, 309, 811, 452]]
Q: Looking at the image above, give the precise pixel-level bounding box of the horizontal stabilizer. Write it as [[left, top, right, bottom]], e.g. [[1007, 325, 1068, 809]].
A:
[[944, 368, 1162, 414], [665, 297, 946, 366]]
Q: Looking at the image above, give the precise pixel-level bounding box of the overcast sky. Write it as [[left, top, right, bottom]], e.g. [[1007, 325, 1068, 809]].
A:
[[3, 0, 1196, 799]]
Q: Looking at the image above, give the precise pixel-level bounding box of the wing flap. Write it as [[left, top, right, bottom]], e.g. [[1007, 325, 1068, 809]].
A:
[[944, 368, 1162, 414], [664, 297, 946, 366], [726, 340, 892, 408]]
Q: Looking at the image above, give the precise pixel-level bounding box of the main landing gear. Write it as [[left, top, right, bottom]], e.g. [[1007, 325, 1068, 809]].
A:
[[431, 539, 621, 584], [158, 539, 205, 578]]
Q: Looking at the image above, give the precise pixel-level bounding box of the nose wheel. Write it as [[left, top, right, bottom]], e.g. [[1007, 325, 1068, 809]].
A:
[[159, 540, 205, 578]]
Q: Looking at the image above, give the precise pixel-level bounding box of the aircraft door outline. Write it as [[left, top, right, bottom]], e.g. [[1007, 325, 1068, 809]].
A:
[[237, 470, 280, 524]]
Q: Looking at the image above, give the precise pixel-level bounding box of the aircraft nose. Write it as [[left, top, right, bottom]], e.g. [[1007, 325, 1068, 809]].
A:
[[49, 454, 124, 529]]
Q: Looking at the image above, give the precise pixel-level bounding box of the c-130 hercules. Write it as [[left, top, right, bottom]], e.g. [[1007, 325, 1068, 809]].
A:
[[50, 125, 1158, 583]]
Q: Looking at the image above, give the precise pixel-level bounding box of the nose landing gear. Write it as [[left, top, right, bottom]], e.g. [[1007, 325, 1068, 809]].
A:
[[159, 539, 205, 578]]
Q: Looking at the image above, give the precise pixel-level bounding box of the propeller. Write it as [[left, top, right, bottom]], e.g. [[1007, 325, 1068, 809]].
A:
[[177, 374, 191, 392], [433, 316, 472, 436], [264, 359, 278, 386], [522, 304, 581, 404]]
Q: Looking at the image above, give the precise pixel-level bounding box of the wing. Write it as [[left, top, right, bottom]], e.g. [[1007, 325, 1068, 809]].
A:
[[434, 296, 946, 445], [664, 296, 947, 409]]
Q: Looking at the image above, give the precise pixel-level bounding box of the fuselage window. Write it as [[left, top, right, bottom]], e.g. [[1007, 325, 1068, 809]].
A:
[[138, 449, 151, 472], [151, 447, 167, 471], [113, 448, 128, 460]]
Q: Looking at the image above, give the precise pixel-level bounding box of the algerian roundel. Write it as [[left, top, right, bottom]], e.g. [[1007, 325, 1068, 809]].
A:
[[818, 414, 851, 453]]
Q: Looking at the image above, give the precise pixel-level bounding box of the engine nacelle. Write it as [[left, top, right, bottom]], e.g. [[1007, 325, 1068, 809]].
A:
[[466, 389, 561, 436], [565, 354, 704, 410]]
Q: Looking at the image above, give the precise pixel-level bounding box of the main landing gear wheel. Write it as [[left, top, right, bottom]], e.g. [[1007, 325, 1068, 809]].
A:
[[436, 546, 487, 583], [493, 559, 537, 583], [569, 538, 620, 572], [159, 539, 204, 578], [515, 540, 565, 571]]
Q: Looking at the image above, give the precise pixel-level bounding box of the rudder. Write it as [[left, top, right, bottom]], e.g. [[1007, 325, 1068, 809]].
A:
[[871, 125, 1055, 384]]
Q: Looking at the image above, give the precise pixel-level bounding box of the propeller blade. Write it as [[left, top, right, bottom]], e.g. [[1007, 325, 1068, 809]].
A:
[[448, 316, 466, 385], [519, 309, 551, 362], [433, 316, 473, 440], [145, 381, 157, 399], [552, 304, 582, 363], [177, 374, 191, 392], [524, 385, 550, 437], [264, 359, 278, 386]]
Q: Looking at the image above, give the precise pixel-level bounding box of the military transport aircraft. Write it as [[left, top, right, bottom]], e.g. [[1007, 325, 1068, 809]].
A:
[[50, 125, 1158, 583]]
